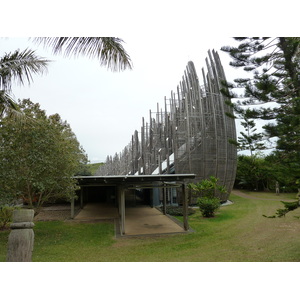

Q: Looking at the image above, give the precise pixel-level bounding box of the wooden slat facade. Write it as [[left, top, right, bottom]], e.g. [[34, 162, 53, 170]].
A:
[[96, 50, 237, 201]]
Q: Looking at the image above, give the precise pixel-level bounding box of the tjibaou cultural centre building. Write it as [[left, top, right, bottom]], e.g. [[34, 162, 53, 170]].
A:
[[75, 50, 237, 235]]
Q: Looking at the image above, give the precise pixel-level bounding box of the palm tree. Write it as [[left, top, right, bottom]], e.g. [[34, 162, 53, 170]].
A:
[[34, 37, 132, 71], [0, 48, 49, 118]]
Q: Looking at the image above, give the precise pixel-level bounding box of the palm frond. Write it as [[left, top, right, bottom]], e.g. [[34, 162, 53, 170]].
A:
[[0, 48, 49, 91], [34, 37, 132, 71], [0, 90, 22, 119]]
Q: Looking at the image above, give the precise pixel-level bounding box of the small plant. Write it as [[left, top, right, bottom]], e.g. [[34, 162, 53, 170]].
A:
[[188, 176, 227, 218], [197, 197, 221, 218]]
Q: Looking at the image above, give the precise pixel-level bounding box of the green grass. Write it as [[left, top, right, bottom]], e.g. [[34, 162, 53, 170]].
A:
[[235, 190, 297, 200], [1, 191, 300, 262]]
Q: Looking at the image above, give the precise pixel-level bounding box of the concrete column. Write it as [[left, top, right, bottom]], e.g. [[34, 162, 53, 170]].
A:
[[182, 183, 189, 231], [7, 209, 35, 262]]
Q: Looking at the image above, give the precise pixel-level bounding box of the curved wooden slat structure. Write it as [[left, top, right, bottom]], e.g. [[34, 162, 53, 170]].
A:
[[96, 50, 237, 200]]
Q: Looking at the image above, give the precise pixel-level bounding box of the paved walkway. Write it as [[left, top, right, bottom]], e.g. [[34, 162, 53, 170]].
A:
[[74, 203, 187, 236]]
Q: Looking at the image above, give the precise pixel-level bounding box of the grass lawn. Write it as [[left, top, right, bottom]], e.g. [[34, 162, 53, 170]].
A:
[[1, 191, 300, 262]]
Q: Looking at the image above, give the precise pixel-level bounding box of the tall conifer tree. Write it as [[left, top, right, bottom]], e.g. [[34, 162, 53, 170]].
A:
[[221, 37, 300, 179]]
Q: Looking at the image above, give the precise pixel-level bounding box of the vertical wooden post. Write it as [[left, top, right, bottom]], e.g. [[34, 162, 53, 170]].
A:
[[118, 185, 126, 235], [120, 186, 125, 235], [162, 186, 167, 215], [71, 197, 75, 219], [182, 183, 189, 231], [7, 209, 35, 262], [80, 187, 84, 209]]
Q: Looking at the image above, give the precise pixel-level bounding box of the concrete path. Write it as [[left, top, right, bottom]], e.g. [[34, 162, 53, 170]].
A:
[[74, 203, 187, 236], [125, 206, 186, 236]]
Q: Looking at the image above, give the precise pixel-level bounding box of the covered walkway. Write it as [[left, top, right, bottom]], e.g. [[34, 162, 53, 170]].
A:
[[74, 202, 188, 236], [74, 174, 195, 236]]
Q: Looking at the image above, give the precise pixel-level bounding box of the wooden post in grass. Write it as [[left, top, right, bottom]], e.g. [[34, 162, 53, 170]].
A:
[[7, 209, 34, 262], [182, 183, 189, 231]]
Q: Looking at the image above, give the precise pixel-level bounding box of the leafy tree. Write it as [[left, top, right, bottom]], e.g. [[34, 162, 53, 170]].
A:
[[34, 37, 132, 71], [264, 151, 300, 192], [235, 154, 272, 191], [0, 99, 87, 211], [235, 152, 299, 192], [0, 48, 49, 118]]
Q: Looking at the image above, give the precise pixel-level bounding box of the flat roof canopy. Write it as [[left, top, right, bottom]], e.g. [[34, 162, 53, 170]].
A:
[[73, 174, 195, 234], [75, 174, 196, 188]]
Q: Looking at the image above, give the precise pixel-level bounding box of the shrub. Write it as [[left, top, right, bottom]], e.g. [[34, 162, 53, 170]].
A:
[[0, 205, 15, 230], [197, 197, 221, 218], [188, 176, 226, 218], [158, 206, 196, 216]]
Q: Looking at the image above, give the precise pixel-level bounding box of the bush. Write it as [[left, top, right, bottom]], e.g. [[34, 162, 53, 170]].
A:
[[197, 197, 220, 218], [0, 205, 15, 230], [188, 176, 226, 218], [158, 206, 196, 216]]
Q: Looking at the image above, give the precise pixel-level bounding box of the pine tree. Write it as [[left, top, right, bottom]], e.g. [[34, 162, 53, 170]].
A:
[[221, 37, 300, 171]]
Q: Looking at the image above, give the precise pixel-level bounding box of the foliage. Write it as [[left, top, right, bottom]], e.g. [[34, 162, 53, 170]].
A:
[[0, 205, 15, 230], [75, 164, 92, 176], [263, 200, 299, 218], [188, 176, 227, 218], [34, 37, 132, 72], [197, 197, 221, 218], [188, 176, 227, 198], [281, 201, 299, 211], [236, 152, 299, 192], [0, 99, 87, 210], [221, 37, 300, 160], [0, 48, 49, 118], [234, 109, 267, 155], [157, 206, 196, 216], [235, 154, 271, 190]]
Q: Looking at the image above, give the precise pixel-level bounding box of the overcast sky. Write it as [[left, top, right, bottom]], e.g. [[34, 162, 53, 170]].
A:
[[1, 1, 294, 164], [0, 36, 246, 163]]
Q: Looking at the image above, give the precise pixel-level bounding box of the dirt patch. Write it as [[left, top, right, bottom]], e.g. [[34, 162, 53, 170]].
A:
[[34, 205, 79, 221]]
